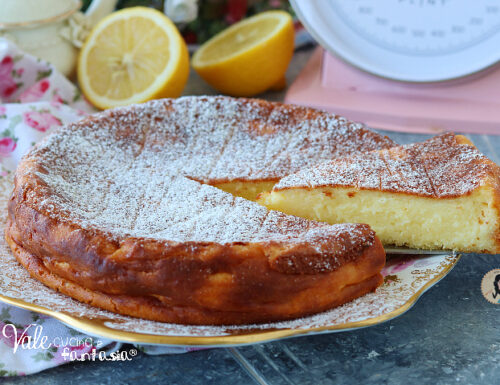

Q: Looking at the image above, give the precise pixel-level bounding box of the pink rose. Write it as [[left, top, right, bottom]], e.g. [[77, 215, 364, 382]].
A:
[[0, 137, 16, 157], [0, 56, 18, 98], [0, 105, 6, 116], [19, 79, 50, 103], [0, 322, 28, 348], [50, 91, 65, 108], [23, 110, 62, 132]]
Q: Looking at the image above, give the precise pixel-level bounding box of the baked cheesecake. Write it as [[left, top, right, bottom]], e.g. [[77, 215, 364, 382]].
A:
[[259, 133, 500, 253], [6, 97, 392, 325]]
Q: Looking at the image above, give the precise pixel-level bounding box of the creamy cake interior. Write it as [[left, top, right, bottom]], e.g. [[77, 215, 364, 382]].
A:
[[258, 134, 500, 253], [259, 185, 499, 252]]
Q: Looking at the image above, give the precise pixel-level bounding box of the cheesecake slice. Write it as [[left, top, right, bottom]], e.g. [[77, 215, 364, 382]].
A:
[[258, 133, 500, 253]]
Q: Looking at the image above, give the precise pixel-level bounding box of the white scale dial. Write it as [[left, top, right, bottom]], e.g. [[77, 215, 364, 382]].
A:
[[332, 0, 500, 56]]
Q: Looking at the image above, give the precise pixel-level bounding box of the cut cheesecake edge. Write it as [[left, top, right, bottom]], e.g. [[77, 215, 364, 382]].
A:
[[258, 134, 500, 254], [210, 180, 277, 201], [258, 184, 500, 253]]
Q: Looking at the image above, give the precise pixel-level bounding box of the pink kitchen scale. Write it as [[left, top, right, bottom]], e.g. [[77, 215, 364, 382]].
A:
[[286, 1, 500, 135]]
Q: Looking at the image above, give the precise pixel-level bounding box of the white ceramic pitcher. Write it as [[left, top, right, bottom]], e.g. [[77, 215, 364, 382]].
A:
[[0, 0, 118, 78]]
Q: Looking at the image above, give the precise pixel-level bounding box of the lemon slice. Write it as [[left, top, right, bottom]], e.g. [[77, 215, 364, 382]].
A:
[[192, 11, 294, 97], [78, 7, 189, 109]]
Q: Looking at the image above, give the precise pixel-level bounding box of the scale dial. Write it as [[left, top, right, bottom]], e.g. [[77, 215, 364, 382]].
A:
[[291, 0, 500, 81], [333, 0, 500, 56]]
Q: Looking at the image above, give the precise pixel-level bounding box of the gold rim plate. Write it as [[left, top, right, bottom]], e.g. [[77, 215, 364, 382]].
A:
[[0, 254, 460, 347]]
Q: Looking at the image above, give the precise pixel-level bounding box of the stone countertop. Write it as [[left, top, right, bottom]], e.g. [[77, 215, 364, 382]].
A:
[[2, 47, 499, 385]]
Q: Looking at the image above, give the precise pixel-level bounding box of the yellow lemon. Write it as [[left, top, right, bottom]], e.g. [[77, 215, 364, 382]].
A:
[[78, 7, 189, 109], [192, 11, 294, 97]]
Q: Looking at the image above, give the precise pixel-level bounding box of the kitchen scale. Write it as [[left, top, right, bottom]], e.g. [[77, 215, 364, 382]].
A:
[[287, 0, 500, 135]]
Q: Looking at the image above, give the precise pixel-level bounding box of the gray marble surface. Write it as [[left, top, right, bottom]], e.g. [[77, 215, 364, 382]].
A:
[[1, 48, 499, 385]]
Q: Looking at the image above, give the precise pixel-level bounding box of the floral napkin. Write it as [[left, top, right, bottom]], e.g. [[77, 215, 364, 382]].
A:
[[0, 38, 195, 377]]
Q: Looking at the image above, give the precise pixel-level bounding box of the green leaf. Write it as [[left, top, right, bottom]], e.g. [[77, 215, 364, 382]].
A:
[[0, 362, 18, 377], [72, 88, 82, 103], [3, 115, 22, 137], [31, 351, 54, 362], [0, 308, 11, 320], [36, 69, 52, 82], [67, 327, 81, 336], [31, 312, 47, 325]]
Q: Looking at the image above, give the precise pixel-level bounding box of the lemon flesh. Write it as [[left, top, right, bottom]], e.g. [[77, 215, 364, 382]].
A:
[[78, 7, 189, 109], [192, 11, 294, 97]]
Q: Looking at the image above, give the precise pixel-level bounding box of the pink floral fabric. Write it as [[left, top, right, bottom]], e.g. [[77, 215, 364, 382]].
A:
[[0, 137, 16, 157], [22, 109, 63, 132], [0, 55, 21, 99], [0, 38, 191, 377]]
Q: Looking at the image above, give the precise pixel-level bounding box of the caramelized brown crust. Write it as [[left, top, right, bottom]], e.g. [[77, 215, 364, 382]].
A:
[[6, 217, 385, 325], [6, 96, 390, 325]]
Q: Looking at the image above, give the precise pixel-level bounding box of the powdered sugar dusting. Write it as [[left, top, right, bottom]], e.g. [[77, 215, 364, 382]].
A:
[[275, 133, 495, 197], [0, 175, 459, 340], [20, 96, 394, 246]]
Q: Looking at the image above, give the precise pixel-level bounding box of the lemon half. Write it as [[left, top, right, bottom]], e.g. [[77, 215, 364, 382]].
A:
[[192, 11, 294, 97], [78, 7, 189, 109]]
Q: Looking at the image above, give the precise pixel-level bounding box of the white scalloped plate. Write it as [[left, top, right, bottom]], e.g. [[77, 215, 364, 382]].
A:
[[0, 177, 460, 347]]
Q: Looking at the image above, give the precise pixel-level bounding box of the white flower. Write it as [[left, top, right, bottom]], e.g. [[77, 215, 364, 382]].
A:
[[164, 0, 198, 24]]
